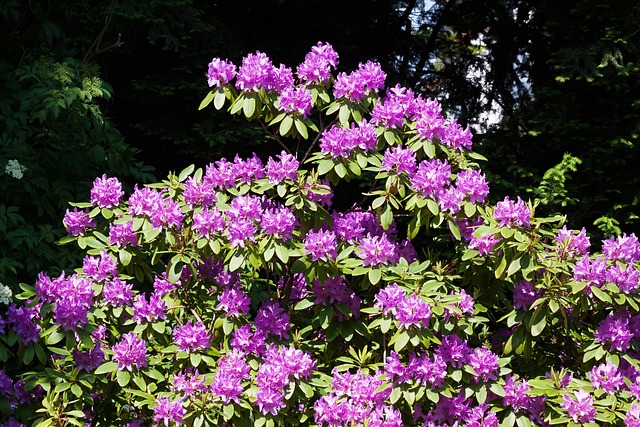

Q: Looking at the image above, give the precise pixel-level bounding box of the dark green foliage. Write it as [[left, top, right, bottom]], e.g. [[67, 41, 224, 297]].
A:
[[0, 2, 154, 287]]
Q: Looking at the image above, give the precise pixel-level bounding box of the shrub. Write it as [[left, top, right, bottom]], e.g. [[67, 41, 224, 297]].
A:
[[1, 42, 639, 427]]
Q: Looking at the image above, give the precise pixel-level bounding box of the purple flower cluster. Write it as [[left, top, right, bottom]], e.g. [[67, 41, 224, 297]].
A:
[[312, 276, 361, 319], [73, 344, 104, 372], [381, 145, 417, 175], [297, 42, 339, 84], [627, 404, 640, 427], [173, 321, 210, 353], [385, 351, 447, 389], [83, 251, 118, 282], [35, 272, 94, 331], [602, 232, 640, 263], [90, 174, 124, 208], [319, 119, 377, 158], [206, 58, 236, 88], [210, 349, 250, 404], [276, 86, 313, 118], [182, 176, 217, 208], [560, 388, 596, 424], [444, 289, 475, 320], [265, 150, 299, 183], [128, 186, 184, 229], [502, 375, 546, 421], [260, 205, 297, 240], [230, 324, 266, 355], [435, 334, 469, 368], [235, 51, 288, 92], [314, 369, 398, 427], [216, 285, 251, 317], [5, 302, 40, 344], [0, 372, 44, 417], [132, 292, 167, 324], [455, 169, 490, 204], [594, 309, 637, 351], [374, 283, 432, 329], [109, 220, 138, 247], [112, 332, 147, 371], [588, 361, 623, 393], [467, 346, 500, 382], [254, 299, 291, 340], [554, 226, 590, 258], [370, 85, 419, 128], [468, 231, 502, 256], [494, 196, 531, 228], [304, 228, 338, 262], [153, 396, 186, 426], [172, 369, 207, 398], [192, 207, 225, 239], [333, 60, 386, 102], [357, 233, 398, 267], [102, 277, 133, 307], [416, 391, 470, 425], [63, 207, 96, 236], [410, 158, 451, 198], [255, 344, 315, 415], [574, 254, 640, 295], [513, 280, 543, 311]]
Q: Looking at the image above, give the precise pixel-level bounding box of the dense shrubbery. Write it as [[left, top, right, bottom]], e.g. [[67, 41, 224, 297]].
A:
[[2, 42, 640, 427], [0, 55, 154, 290]]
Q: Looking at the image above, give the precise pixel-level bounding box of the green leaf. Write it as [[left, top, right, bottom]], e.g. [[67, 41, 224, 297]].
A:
[[530, 304, 547, 337], [591, 286, 611, 303], [317, 159, 334, 176], [223, 404, 234, 420], [178, 164, 195, 182], [275, 244, 290, 263], [339, 104, 350, 124], [393, 330, 410, 352], [94, 361, 118, 375], [70, 385, 83, 400], [280, 115, 294, 136], [229, 253, 245, 271], [23, 345, 34, 365], [243, 95, 256, 118], [380, 204, 393, 230], [294, 118, 308, 139], [294, 299, 314, 311], [214, 89, 227, 109], [132, 374, 146, 391], [494, 256, 508, 279], [119, 249, 132, 266], [198, 91, 215, 110], [448, 219, 461, 240], [117, 369, 131, 387], [507, 257, 522, 277], [368, 268, 382, 285], [190, 352, 202, 367]]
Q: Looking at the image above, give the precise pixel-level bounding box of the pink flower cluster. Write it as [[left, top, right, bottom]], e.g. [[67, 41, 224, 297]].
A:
[[374, 283, 432, 329], [493, 196, 531, 228], [319, 119, 377, 158], [314, 369, 400, 427], [333, 60, 386, 102]]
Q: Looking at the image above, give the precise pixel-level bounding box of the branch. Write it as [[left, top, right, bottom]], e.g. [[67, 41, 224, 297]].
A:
[[83, 0, 123, 62]]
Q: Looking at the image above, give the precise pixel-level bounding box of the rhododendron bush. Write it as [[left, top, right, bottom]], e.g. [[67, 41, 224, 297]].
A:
[[2, 42, 640, 427]]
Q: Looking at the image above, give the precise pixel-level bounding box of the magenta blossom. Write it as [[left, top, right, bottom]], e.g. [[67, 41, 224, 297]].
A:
[[173, 321, 211, 353], [90, 174, 124, 208], [112, 332, 147, 371], [494, 196, 531, 228], [560, 388, 596, 424]]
